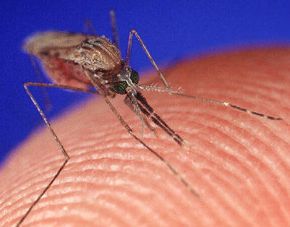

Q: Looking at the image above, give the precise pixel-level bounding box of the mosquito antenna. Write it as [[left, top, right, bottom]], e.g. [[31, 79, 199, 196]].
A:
[[139, 84, 283, 121]]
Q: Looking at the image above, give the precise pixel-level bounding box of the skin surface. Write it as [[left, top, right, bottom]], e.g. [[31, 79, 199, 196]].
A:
[[0, 47, 289, 227]]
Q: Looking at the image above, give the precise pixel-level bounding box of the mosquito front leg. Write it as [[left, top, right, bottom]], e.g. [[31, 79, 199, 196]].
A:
[[125, 29, 170, 88], [17, 82, 95, 226], [139, 84, 283, 121]]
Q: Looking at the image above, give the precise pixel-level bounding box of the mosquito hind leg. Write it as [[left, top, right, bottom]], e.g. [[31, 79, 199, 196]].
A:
[[17, 82, 95, 226], [125, 29, 170, 88], [110, 10, 120, 49]]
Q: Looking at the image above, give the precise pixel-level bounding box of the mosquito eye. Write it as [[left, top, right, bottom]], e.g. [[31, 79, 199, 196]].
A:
[[130, 69, 139, 84], [112, 81, 128, 94]]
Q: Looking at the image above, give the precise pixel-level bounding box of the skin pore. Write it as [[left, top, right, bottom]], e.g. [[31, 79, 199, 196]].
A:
[[0, 47, 289, 226]]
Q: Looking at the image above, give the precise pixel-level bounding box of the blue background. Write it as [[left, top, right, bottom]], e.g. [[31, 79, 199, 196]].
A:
[[1, 1, 290, 164]]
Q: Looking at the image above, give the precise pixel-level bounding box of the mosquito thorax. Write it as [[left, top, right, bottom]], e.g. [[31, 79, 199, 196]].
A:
[[111, 67, 139, 95]]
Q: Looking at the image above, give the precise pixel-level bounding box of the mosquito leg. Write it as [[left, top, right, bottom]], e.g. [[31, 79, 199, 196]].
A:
[[125, 29, 170, 88], [139, 84, 177, 93], [110, 10, 120, 49], [17, 82, 95, 226], [139, 84, 283, 121], [173, 92, 283, 121]]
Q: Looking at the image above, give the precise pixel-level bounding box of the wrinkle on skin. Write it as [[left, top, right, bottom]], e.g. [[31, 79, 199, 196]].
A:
[[0, 47, 290, 227]]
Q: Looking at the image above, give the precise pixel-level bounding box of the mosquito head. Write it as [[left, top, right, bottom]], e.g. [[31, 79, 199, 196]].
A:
[[111, 67, 139, 95]]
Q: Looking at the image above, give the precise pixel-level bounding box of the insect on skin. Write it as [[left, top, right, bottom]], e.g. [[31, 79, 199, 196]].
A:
[[18, 10, 282, 226]]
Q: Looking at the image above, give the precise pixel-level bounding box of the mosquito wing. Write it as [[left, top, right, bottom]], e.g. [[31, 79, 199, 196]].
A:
[[23, 31, 122, 88]]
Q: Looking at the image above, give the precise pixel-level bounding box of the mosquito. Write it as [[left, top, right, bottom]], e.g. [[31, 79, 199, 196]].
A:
[[18, 10, 282, 226]]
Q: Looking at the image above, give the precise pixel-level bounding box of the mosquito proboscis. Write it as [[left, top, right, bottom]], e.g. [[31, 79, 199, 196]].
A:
[[18, 10, 282, 226]]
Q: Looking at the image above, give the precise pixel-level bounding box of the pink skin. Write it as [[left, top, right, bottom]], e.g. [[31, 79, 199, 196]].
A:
[[0, 47, 289, 226]]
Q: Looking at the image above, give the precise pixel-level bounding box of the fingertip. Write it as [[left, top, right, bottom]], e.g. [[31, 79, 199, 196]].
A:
[[1, 47, 290, 226]]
